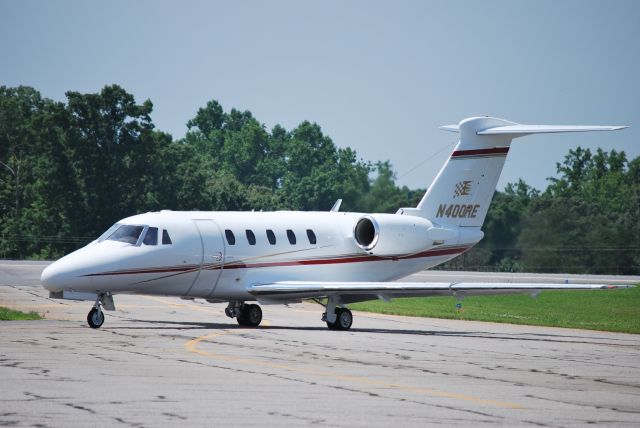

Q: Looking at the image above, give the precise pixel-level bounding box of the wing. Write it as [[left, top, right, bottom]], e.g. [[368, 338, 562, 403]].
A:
[[248, 281, 630, 304]]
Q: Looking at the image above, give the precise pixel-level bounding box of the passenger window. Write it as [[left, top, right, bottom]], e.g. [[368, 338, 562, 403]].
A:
[[286, 229, 296, 245], [107, 225, 145, 245], [306, 229, 317, 245], [246, 229, 256, 245], [143, 227, 158, 245], [266, 229, 276, 245], [162, 230, 172, 245], [225, 229, 236, 245]]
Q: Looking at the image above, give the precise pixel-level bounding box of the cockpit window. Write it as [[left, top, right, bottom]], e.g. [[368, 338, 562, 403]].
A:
[[107, 225, 145, 245], [143, 227, 158, 245], [97, 223, 120, 242], [162, 230, 172, 245]]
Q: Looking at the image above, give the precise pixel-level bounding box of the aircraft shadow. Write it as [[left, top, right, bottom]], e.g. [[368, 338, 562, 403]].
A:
[[117, 318, 626, 346]]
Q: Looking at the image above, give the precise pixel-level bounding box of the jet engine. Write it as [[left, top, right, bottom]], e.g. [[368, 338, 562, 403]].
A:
[[352, 214, 436, 256]]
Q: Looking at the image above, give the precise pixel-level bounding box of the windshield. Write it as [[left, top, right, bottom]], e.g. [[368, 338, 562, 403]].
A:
[[107, 225, 145, 245], [97, 223, 120, 242]]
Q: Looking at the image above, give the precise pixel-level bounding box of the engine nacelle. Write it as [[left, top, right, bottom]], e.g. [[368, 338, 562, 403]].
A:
[[353, 214, 437, 256]]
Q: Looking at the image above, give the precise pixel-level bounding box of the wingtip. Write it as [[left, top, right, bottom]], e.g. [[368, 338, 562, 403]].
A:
[[602, 284, 634, 289]]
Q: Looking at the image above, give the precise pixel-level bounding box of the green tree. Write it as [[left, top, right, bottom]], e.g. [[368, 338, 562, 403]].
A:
[[518, 148, 639, 274], [64, 85, 166, 235]]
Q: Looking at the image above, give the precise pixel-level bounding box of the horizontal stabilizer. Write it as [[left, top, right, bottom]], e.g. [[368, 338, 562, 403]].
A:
[[478, 124, 628, 136], [439, 120, 628, 137], [439, 124, 460, 133]]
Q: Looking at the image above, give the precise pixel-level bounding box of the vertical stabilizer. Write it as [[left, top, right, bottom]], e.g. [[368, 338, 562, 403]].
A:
[[411, 117, 627, 228], [416, 117, 515, 228]]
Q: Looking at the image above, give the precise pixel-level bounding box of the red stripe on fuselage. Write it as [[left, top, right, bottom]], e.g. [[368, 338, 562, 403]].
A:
[[83, 264, 200, 277], [223, 245, 470, 269], [83, 245, 472, 277]]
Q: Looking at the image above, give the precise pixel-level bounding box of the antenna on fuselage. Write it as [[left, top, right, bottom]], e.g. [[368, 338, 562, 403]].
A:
[[330, 199, 343, 212]]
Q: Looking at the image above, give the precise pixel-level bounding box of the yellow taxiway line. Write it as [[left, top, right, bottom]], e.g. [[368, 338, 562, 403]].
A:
[[141, 295, 523, 410], [185, 330, 524, 410]]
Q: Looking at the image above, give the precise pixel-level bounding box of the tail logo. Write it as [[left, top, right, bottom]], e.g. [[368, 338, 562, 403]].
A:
[[453, 181, 472, 198]]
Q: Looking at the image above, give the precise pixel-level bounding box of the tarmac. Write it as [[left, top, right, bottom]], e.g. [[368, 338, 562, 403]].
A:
[[1, 260, 639, 427]]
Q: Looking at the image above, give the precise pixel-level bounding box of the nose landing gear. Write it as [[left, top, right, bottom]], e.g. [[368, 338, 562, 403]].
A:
[[86, 293, 114, 329]]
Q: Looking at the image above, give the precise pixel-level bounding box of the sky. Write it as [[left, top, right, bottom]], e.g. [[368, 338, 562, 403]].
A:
[[1, 0, 638, 191]]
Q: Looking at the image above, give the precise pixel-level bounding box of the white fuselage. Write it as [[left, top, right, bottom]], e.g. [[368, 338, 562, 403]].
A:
[[41, 210, 482, 301]]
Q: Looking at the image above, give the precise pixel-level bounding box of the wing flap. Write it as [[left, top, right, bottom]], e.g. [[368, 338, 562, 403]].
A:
[[248, 281, 630, 302]]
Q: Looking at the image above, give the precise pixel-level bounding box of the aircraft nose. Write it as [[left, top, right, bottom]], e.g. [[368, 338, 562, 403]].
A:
[[41, 255, 94, 292], [41, 262, 66, 291]]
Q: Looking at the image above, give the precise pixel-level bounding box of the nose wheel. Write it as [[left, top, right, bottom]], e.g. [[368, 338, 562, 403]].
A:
[[87, 306, 104, 329], [86, 294, 111, 329]]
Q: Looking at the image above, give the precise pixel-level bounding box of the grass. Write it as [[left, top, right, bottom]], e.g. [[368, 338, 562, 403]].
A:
[[0, 306, 42, 321], [350, 285, 640, 334]]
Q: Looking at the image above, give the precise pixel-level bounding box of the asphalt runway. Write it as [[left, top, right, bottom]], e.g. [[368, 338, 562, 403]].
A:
[[1, 260, 639, 427]]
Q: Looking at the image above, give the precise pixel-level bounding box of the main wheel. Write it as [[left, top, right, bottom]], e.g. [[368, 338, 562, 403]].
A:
[[87, 307, 104, 329], [326, 308, 353, 331], [336, 308, 353, 330], [237, 304, 262, 327], [245, 304, 262, 327]]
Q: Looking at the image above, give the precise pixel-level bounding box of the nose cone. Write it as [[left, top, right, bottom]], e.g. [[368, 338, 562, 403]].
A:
[[40, 249, 96, 292], [41, 261, 67, 291]]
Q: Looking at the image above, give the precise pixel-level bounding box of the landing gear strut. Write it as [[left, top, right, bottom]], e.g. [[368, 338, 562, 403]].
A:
[[225, 302, 262, 327]]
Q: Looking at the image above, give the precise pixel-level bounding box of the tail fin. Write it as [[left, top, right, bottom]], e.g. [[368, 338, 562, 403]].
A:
[[408, 116, 627, 228]]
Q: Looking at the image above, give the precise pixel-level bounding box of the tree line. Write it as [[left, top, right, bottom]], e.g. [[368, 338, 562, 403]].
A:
[[1, 85, 638, 274]]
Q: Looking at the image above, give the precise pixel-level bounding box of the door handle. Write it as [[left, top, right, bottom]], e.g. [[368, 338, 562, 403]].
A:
[[212, 252, 222, 261]]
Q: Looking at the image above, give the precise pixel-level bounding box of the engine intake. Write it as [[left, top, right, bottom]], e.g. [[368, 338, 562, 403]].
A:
[[354, 216, 379, 250], [352, 214, 436, 256]]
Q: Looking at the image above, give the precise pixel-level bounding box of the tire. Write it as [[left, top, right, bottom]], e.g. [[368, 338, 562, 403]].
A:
[[87, 307, 104, 329], [336, 308, 353, 330], [236, 304, 262, 327], [326, 308, 352, 331], [236, 309, 248, 326], [245, 304, 262, 327]]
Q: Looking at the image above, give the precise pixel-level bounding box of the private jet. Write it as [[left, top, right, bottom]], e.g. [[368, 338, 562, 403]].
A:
[[41, 116, 629, 329]]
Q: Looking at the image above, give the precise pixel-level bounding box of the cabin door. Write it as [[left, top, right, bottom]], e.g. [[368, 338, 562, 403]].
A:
[[186, 219, 224, 298]]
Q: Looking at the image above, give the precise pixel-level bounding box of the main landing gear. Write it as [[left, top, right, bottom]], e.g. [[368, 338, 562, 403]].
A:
[[225, 302, 263, 327], [321, 296, 353, 331], [324, 307, 353, 330]]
